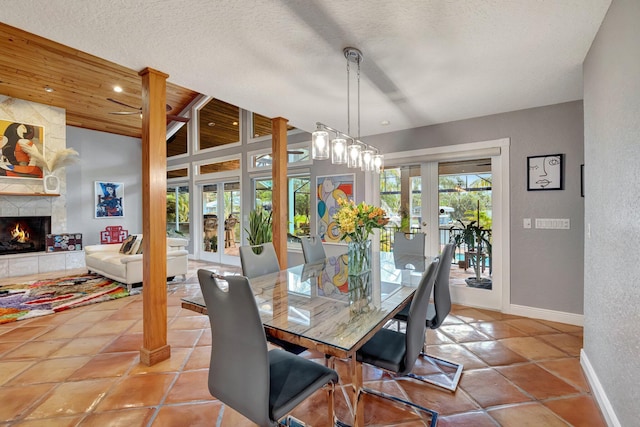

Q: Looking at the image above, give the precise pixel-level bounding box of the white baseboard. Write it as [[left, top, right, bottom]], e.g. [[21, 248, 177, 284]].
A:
[[508, 304, 583, 326], [580, 349, 620, 427]]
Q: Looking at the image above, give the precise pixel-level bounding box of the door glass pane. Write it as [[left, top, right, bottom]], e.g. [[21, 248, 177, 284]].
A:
[[223, 182, 241, 252], [439, 159, 492, 289], [379, 166, 421, 251], [166, 185, 189, 240], [203, 184, 219, 253]]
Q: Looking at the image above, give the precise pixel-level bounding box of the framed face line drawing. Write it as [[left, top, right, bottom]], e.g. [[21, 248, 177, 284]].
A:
[[527, 154, 563, 191]]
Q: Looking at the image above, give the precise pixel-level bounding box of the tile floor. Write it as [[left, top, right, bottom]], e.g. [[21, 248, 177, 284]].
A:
[[0, 261, 606, 426]]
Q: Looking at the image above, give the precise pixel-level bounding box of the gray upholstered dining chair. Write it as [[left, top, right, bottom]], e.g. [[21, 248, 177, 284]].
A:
[[393, 231, 426, 256], [197, 271, 338, 427], [300, 234, 326, 264], [239, 242, 280, 279], [393, 242, 463, 391], [239, 242, 307, 355], [355, 260, 440, 426]]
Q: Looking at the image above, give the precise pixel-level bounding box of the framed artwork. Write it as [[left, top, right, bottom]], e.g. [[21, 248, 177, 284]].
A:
[[527, 154, 563, 191], [95, 181, 124, 218], [0, 119, 45, 179], [316, 174, 355, 244]]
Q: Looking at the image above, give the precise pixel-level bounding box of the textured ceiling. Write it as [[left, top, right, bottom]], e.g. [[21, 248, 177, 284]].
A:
[[1, 0, 610, 138]]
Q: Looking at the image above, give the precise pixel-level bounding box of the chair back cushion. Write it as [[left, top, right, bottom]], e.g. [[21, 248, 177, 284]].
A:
[[197, 271, 271, 426], [300, 235, 326, 264], [404, 259, 439, 373], [430, 243, 455, 329], [239, 242, 280, 279], [393, 231, 426, 256]]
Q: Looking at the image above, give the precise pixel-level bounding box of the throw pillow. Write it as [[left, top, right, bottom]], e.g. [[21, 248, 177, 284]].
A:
[[128, 236, 142, 255], [119, 235, 137, 254]]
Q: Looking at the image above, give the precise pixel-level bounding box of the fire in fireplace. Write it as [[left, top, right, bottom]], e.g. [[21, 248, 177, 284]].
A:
[[0, 216, 51, 255]]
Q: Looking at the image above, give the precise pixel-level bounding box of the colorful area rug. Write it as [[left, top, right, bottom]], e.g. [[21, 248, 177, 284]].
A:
[[0, 273, 129, 324]]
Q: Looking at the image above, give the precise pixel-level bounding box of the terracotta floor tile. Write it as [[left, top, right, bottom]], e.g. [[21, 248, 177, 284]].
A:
[[459, 368, 531, 407], [49, 335, 115, 357], [106, 307, 145, 321], [538, 358, 590, 392], [469, 320, 530, 339], [0, 360, 36, 386], [67, 352, 139, 381], [537, 319, 584, 333], [169, 315, 209, 330], [463, 340, 528, 366], [543, 395, 607, 427], [357, 380, 430, 425], [183, 345, 212, 370], [437, 410, 500, 427], [487, 401, 568, 426], [12, 415, 84, 426], [497, 363, 580, 399], [164, 369, 214, 403], [196, 328, 212, 346], [438, 324, 492, 343], [25, 378, 114, 419], [62, 310, 114, 324], [422, 344, 488, 371], [538, 333, 583, 356], [32, 322, 90, 340], [76, 319, 137, 337], [0, 325, 50, 341], [0, 340, 19, 357], [0, 383, 55, 422], [95, 372, 176, 411], [399, 378, 479, 416], [11, 356, 92, 385], [167, 328, 203, 348], [100, 333, 143, 353], [499, 336, 568, 360], [290, 386, 352, 426], [3, 339, 69, 360], [152, 401, 223, 427], [128, 347, 191, 374], [78, 407, 155, 426], [212, 403, 258, 426], [426, 329, 455, 345], [504, 318, 560, 335]]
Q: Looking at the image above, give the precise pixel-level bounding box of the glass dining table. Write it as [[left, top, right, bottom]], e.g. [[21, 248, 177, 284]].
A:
[[181, 250, 430, 425]]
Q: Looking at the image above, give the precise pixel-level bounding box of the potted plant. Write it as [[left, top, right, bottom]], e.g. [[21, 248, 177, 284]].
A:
[[450, 219, 492, 289], [245, 208, 272, 254]]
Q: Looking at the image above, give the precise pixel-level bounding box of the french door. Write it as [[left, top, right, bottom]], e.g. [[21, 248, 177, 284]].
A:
[[376, 139, 509, 311], [198, 181, 241, 265]]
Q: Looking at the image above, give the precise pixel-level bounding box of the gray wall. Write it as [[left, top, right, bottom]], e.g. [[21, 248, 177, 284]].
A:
[[583, 0, 640, 424], [65, 127, 143, 246], [365, 101, 585, 314]]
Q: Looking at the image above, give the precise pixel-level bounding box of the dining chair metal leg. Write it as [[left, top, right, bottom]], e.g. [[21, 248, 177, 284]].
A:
[[403, 353, 463, 392], [354, 387, 438, 427]]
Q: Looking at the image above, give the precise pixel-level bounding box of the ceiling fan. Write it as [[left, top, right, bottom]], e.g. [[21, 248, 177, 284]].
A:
[[107, 98, 190, 123]]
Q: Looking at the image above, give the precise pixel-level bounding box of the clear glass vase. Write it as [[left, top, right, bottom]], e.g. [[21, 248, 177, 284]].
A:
[[347, 239, 372, 315]]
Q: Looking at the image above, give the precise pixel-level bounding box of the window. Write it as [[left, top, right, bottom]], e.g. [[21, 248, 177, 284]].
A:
[[250, 112, 296, 140], [167, 123, 188, 157], [247, 142, 311, 172], [253, 176, 310, 236], [167, 167, 188, 180], [198, 98, 240, 151], [167, 185, 190, 240], [198, 159, 241, 175]]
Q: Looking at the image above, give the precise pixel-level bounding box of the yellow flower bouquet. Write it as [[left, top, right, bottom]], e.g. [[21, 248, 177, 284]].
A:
[[333, 198, 389, 243]]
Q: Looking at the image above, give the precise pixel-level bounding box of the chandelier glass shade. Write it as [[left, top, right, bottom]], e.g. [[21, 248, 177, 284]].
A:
[[311, 47, 383, 173], [331, 137, 348, 164]]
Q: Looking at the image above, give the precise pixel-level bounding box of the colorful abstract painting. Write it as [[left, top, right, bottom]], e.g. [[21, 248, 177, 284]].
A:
[[95, 181, 125, 218], [0, 119, 44, 179], [316, 174, 354, 244]]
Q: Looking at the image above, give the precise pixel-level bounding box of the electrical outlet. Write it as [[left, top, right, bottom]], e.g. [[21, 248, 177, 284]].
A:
[[523, 218, 531, 229]]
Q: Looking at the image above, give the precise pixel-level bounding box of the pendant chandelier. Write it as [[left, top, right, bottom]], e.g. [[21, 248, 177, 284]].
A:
[[312, 47, 384, 173]]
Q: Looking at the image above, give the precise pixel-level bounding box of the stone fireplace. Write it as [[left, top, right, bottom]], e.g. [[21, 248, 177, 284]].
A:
[[0, 216, 51, 256]]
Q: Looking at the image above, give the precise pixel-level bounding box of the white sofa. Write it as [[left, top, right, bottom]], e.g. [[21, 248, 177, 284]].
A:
[[85, 237, 188, 289]]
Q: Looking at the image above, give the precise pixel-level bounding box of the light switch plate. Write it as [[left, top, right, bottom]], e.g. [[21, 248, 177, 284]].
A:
[[535, 218, 570, 229]]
